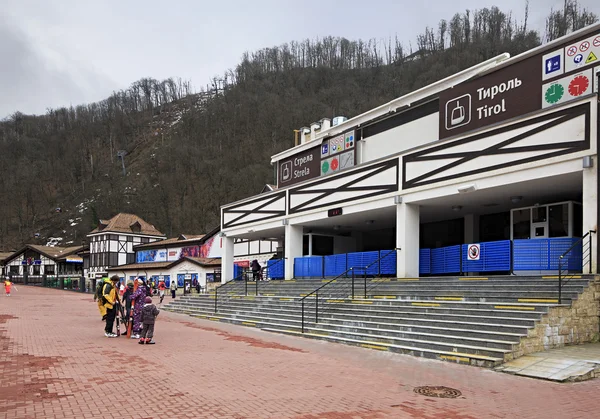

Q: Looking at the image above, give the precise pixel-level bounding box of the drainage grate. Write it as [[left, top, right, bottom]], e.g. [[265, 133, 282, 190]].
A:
[[413, 386, 462, 398]]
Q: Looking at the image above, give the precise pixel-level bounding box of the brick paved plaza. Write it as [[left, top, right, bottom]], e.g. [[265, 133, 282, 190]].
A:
[[1, 286, 599, 419]]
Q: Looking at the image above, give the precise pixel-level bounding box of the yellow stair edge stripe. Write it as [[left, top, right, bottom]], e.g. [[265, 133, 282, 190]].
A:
[[518, 298, 558, 303], [396, 278, 420, 281], [373, 296, 396, 299], [326, 299, 345, 303], [242, 321, 256, 327], [459, 277, 488, 281], [361, 344, 389, 351], [351, 300, 373, 304], [542, 275, 581, 279], [495, 305, 536, 311], [322, 279, 337, 283], [208, 317, 222, 321], [435, 297, 464, 301], [279, 298, 293, 301], [263, 293, 275, 296], [439, 355, 470, 363], [412, 302, 440, 307]]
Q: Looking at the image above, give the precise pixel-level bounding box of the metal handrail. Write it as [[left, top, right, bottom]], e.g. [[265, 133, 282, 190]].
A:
[[558, 230, 595, 304], [300, 248, 401, 332]]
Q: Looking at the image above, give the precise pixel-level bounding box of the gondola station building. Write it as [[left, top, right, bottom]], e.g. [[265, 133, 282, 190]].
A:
[[219, 24, 600, 282]]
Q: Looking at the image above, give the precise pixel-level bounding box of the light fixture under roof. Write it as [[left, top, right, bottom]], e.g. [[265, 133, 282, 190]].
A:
[[510, 196, 523, 203], [452, 205, 462, 212]]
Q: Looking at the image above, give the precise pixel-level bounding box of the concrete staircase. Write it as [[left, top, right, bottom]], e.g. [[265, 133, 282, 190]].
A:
[[163, 275, 593, 367]]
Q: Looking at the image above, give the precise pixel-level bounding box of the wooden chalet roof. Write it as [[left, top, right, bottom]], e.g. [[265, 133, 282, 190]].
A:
[[88, 213, 165, 237]]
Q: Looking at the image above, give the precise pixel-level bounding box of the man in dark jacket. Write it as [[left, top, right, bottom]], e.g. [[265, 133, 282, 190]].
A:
[[251, 259, 261, 281], [139, 296, 160, 344]]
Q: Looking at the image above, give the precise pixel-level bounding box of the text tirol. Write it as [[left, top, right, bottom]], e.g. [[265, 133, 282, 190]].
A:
[[439, 55, 541, 139], [278, 146, 321, 187]]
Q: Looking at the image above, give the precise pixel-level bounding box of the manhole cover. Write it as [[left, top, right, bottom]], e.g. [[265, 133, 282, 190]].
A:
[[413, 386, 462, 398]]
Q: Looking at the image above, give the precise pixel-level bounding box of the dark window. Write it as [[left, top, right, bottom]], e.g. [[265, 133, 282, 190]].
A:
[[33, 265, 40, 275], [126, 253, 135, 264], [110, 234, 119, 240], [420, 218, 464, 248], [480, 212, 510, 242], [141, 237, 150, 244], [10, 266, 19, 274], [127, 236, 133, 242], [312, 235, 334, 256], [45, 265, 55, 275], [532, 206, 547, 223], [109, 253, 118, 266], [513, 209, 530, 240], [549, 204, 569, 237], [573, 203, 583, 237], [303, 235, 309, 256]]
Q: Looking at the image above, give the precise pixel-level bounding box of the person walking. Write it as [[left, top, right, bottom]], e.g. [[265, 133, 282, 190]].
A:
[[122, 279, 134, 325], [158, 279, 166, 304], [170, 277, 177, 299], [130, 278, 147, 339], [102, 276, 121, 338], [4, 278, 13, 296], [139, 296, 160, 344], [251, 259, 262, 281]]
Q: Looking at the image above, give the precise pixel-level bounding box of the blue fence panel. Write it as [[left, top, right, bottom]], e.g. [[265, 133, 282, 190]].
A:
[[549, 238, 581, 271], [430, 245, 461, 274], [347, 251, 380, 275], [462, 240, 511, 273], [233, 265, 243, 280], [513, 239, 549, 270], [419, 249, 431, 274], [379, 250, 397, 276], [294, 256, 323, 278], [324, 254, 347, 277], [267, 259, 284, 279]]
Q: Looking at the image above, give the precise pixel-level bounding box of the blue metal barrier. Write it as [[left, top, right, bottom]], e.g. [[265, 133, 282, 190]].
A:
[[267, 259, 284, 279], [430, 245, 461, 274], [513, 238, 581, 271], [294, 256, 324, 278], [379, 250, 397, 275], [347, 251, 380, 275], [419, 249, 431, 274], [324, 254, 347, 277], [462, 240, 511, 273]]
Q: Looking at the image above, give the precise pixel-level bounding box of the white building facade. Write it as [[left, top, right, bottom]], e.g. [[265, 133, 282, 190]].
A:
[[219, 24, 600, 281]]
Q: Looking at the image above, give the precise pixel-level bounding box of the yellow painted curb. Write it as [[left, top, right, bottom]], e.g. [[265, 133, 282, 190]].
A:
[[412, 302, 440, 307], [494, 305, 536, 311], [360, 344, 389, 351], [518, 299, 558, 303], [435, 297, 464, 301], [440, 355, 470, 363]]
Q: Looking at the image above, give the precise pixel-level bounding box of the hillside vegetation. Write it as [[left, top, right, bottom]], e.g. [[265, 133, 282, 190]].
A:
[[0, 1, 597, 249]]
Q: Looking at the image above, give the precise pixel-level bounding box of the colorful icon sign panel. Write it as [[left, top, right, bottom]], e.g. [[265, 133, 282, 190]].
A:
[[564, 33, 600, 72], [542, 50, 564, 80], [542, 68, 593, 109]]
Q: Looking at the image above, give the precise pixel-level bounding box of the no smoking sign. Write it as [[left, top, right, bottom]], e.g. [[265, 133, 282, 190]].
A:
[[467, 244, 480, 261]]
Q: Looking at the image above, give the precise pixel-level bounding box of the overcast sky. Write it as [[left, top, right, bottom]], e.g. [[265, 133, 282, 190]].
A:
[[1, 0, 598, 118]]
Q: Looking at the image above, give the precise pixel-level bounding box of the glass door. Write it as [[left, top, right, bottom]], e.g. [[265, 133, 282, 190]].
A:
[[530, 206, 548, 238]]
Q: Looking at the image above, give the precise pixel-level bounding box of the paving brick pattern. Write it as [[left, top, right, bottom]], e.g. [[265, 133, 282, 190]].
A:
[[1, 286, 599, 418]]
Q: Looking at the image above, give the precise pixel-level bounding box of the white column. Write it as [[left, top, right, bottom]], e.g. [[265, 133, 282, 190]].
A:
[[583, 160, 598, 273], [284, 224, 303, 280], [396, 203, 420, 277], [221, 236, 235, 283]]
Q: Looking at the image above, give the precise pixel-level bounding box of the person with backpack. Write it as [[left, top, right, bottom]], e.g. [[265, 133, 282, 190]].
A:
[[95, 277, 108, 320], [122, 279, 134, 324], [130, 278, 148, 339], [102, 276, 121, 338], [251, 259, 262, 281], [170, 277, 177, 299], [139, 296, 160, 345]]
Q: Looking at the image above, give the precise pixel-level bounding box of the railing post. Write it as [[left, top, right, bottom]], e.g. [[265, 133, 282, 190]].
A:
[[301, 300, 305, 333], [588, 232, 593, 274], [558, 258, 562, 305], [351, 268, 355, 299], [245, 272, 248, 296], [363, 268, 367, 299], [214, 286, 218, 313], [315, 291, 319, 324]]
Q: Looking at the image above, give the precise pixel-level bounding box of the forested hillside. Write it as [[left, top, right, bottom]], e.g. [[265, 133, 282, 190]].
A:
[[0, 1, 597, 249]]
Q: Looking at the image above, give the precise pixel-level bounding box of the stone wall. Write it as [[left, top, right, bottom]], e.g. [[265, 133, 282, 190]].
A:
[[512, 277, 600, 360]]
